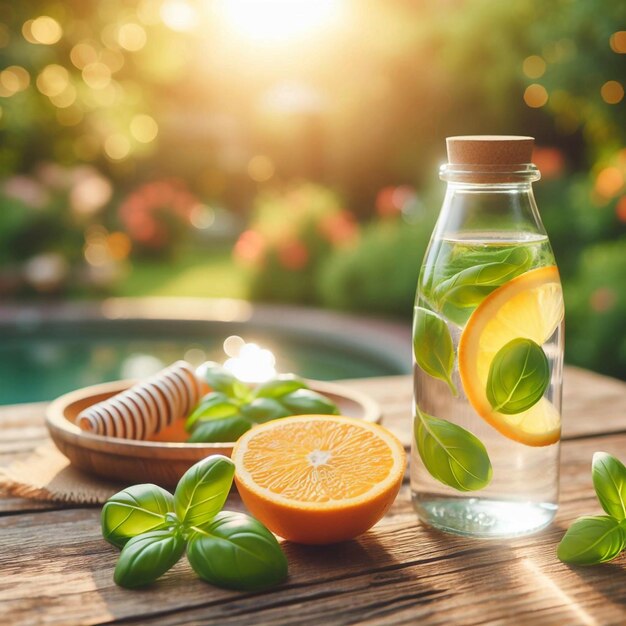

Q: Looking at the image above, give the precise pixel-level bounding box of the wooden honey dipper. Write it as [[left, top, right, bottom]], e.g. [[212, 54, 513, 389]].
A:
[[77, 361, 202, 440]]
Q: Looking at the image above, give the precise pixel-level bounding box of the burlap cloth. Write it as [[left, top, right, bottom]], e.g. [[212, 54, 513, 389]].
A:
[[0, 443, 122, 505]]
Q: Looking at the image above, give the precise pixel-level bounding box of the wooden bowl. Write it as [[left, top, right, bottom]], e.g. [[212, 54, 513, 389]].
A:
[[46, 379, 382, 487]]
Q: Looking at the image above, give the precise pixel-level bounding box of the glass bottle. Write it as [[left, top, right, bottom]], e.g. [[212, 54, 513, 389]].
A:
[[411, 136, 564, 537]]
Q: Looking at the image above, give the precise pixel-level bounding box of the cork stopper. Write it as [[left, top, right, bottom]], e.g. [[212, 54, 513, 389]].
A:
[[442, 136, 538, 183], [447, 136, 534, 165]]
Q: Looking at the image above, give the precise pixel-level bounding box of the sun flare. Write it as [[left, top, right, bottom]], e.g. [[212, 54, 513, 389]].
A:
[[215, 0, 342, 44]]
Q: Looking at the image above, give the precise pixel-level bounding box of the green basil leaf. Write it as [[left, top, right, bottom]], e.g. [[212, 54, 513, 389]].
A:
[[486, 338, 550, 415], [592, 452, 626, 521], [241, 398, 291, 423], [414, 405, 492, 491], [433, 248, 532, 325], [185, 392, 240, 432], [188, 415, 253, 443], [413, 307, 457, 396], [187, 511, 288, 591], [196, 361, 251, 401], [254, 374, 308, 399], [557, 515, 626, 565], [280, 389, 340, 416], [113, 529, 186, 588], [101, 484, 175, 548], [174, 455, 235, 527]]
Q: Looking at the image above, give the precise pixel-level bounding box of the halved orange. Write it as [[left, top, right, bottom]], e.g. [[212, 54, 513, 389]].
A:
[[458, 266, 564, 446], [232, 415, 406, 544]]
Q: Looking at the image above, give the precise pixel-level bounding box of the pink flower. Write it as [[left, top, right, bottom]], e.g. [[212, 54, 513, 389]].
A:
[[318, 211, 359, 247], [277, 239, 309, 270], [234, 230, 267, 266]]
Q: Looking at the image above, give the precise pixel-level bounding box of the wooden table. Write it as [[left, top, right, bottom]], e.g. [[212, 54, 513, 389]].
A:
[[1, 367, 625, 626]]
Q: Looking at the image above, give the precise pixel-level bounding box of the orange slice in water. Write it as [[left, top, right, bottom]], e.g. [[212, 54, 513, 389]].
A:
[[458, 266, 564, 446], [232, 415, 406, 544]]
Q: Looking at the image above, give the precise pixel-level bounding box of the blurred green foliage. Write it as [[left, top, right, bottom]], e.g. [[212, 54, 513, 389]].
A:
[[0, 0, 624, 378], [318, 219, 431, 316]]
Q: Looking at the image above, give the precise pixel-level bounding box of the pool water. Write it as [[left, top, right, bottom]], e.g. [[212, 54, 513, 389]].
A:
[[0, 319, 408, 405]]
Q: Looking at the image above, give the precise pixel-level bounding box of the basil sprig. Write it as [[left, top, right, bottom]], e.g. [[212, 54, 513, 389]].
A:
[[486, 338, 550, 414], [414, 404, 492, 491], [188, 363, 339, 443], [101, 455, 288, 590], [558, 452, 626, 565]]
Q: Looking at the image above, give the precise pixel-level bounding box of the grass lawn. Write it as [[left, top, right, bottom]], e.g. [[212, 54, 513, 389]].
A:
[[112, 245, 249, 299]]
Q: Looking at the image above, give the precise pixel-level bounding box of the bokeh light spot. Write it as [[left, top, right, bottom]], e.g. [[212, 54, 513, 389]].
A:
[[609, 31, 626, 54], [29, 16, 63, 45], [70, 42, 99, 69], [118, 23, 147, 51], [184, 347, 207, 366], [71, 170, 113, 215], [49, 83, 77, 108], [190, 205, 215, 229], [523, 55, 546, 79], [524, 84, 548, 108], [130, 114, 159, 143], [36, 64, 69, 97], [100, 49, 125, 73], [0, 66, 30, 97], [224, 335, 245, 357], [104, 134, 131, 160], [600, 80, 624, 104], [82, 63, 112, 90], [248, 155, 275, 182], [161, 0, 197, 32], [138, 0, 163, 25], [223, 342, 276, 383]]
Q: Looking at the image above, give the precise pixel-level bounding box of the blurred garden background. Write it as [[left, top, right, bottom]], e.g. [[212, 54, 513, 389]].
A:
[[0, 0, 624, 380]]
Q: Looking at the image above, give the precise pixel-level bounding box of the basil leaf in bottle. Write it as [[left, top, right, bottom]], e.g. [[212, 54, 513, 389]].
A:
[[187, 511, 288, 591], [433, 247, 532, 325], [414, 405, 492, 491], [486, 338, 550, 414], [592, 452, 626, 521], [280, 389, 340, 415], [240, 397, 292, 423], [196, 361, 251, 401], [557, 515, 626, 565], [413, 307, 457, 396], [174, 455, 235, 527], [254, 375, 308, 399], [114, 529, 186, 588], [188, 415, 253, 443], [101, 484, 175, 548], [185, 392, 240, 432]]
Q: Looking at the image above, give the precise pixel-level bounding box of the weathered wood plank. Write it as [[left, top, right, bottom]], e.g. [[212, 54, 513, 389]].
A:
[[0, 433, 624, 626]]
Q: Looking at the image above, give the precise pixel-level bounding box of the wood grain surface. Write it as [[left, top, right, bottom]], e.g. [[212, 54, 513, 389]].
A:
[[1, 366, 625, 626]]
